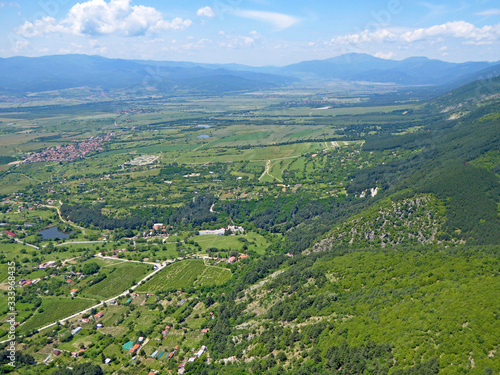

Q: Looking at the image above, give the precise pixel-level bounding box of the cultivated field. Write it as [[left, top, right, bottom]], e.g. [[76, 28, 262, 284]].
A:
[[19, 297, 95, 333], [136, 259, 231, 292], [82, 261, 151, 299]]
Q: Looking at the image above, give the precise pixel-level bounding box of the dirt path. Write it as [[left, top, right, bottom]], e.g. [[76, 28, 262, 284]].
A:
[[258, 159, 284, 182], [258, 160, 271, 181], [41, 204, 87, 235]]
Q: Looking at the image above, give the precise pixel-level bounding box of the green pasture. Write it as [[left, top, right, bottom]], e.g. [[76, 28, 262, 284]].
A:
[[191, 232, 269, 254]]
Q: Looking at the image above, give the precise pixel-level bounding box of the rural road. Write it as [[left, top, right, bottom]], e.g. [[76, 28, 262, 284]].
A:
[[55, 241, 106, 246], [14, 238, 39, 249], [34, 259, 173, 333], [95, 252, 158, 266], [0, 257, 180, 345], [32, 254, 215, 333], [0, 250, 214, 344]]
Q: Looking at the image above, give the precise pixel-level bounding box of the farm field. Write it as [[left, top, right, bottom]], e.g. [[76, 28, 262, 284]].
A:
[[82, 261, 151, 299], [136, 259, 232, 292], [18, 297, 95, 333]]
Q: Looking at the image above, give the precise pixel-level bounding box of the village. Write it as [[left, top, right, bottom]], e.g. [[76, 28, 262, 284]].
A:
[[22, 133, 115, 164]]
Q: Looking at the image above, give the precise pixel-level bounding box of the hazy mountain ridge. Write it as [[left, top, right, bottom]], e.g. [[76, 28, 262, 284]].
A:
[[281, 53, 498, 84], [0, 54, 294, 94], [1, 53, 499, 95]]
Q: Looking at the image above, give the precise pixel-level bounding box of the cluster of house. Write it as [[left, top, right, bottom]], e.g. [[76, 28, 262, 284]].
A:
[[227, 253, 248, 264], [65, 270, 84, 285], [80, 311, 103, 322], [178, 346, 207, 374], [145, 223, 170, 237], [206, 253, 249, 265], [198, 225, 244, 236], [19, 278, 40, 287], [38, 260, 57, 269], [22, 134, 114, 164], [128, 336, 146, 354]]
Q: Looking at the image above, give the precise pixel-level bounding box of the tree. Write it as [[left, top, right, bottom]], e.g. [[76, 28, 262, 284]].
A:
[[61, 331, 72, 342], [72, 363, 104, 375], [82, 262, 100, 275]]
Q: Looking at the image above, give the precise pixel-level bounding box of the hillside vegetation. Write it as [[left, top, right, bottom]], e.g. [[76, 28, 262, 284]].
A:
[[310, 194, 455, 252]]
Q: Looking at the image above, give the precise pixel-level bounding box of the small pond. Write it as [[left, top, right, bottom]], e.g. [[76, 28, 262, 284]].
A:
[[39, 226, 72, 240], [196, 125, 212, 129], [197, 134, 210, 139]]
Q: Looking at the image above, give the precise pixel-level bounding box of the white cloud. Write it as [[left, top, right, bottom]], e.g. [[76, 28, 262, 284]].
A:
[[476, 9, 500, 16], [374, 52, 394, 59], [400, 21, 499, 42], [0, 1, 20, 8], [333, 28, 399, 44], [16, 0, 191, 37], [197, 6, 216, 18], [14, 40, 29, 52], [16, 17, 66, 37], [218, 31, 260, 48], [235, 10, 299, 30], [331, 21, 500, 46]]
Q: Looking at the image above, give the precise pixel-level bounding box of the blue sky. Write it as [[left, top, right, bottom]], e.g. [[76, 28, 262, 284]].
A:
[[1, 0, 500, 65]]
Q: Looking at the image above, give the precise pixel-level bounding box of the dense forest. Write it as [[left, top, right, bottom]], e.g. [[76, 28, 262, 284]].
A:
[[61, 194, 217, 230]]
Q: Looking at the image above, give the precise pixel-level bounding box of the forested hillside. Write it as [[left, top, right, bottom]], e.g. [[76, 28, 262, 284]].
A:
[[348, 76, 500, 247]]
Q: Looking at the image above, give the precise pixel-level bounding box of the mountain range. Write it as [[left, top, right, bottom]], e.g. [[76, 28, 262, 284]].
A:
[[0, 53, 499, 94]]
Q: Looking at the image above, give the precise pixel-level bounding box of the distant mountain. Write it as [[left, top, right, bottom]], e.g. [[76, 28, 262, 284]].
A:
[[0, 53, 499, 95], [279, 53, 498, 85], [0, 54, 294, 94]]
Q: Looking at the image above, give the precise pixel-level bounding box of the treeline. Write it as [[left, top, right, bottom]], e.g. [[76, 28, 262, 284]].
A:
[[159, 163, 198, 178], [61, 203, 149, 230], [51, 363, 103, 375], [61, 194, 217, 230], [0, 350, 34, 367], [0, 156, 16, 165], [219, 195, 366, 254]]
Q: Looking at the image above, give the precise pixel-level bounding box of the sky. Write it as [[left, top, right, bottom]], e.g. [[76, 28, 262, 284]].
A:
[[1, 0, 500, 66]]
